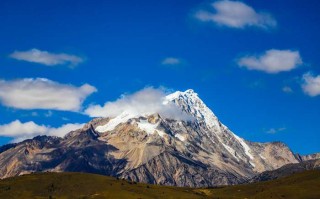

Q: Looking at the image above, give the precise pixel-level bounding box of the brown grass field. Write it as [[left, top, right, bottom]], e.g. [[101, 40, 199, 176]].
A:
[[0, 170, 319, 199]]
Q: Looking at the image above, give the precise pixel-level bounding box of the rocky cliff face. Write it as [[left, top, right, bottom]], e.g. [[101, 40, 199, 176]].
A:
[[0, 89, 314, 187]]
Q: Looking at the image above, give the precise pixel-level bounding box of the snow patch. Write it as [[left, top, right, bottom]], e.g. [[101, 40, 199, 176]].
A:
[[157, 130, 166, 137], [234, 134, 254, 160], [137, 120, 157, 135], [175, 133, 186, 141], [165, 89, 220, 129], [260, 155, 266, 160], [249, 161, 256, 167], [137, 119, 166, 137], [95, 112, 135, 133]]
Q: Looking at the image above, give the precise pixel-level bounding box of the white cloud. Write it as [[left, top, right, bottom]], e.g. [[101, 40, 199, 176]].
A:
[[85, 87, 192, 120], [302, 73, 320, 97], [238, 49, 302, 73], [162, 57, 181, 65], [266, 127, 286, 134], [46, 123, 84, 137], [195, 0, 276, 29], [0, 78, 96, 111], [0, 120, 84, 143], [10, 48, 83, 67]]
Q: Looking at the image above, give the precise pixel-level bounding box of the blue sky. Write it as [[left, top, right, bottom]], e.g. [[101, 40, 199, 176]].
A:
[[0, 0, 319, 154]]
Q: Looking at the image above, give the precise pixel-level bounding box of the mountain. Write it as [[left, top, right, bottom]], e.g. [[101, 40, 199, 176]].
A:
[[248, 159, 320, 183], [295, 153, 320, 162], [0, 89, 316, 187]]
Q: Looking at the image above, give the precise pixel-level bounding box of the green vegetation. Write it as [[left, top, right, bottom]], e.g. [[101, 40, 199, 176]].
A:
[[0, 170, 319, 199], [0, 172, 204, 199], [200, 170, 320, 199]]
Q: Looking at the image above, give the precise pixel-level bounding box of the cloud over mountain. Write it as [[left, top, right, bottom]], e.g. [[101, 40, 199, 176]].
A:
[[0, 120, 84, 143], [85, 87, 192, 120]]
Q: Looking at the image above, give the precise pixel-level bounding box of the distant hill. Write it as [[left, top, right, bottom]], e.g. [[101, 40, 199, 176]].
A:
[[0, 170, 319, 199], [248, 159, 320, 183], [204, 170, 320, 199], [0, 172, 204, 199]]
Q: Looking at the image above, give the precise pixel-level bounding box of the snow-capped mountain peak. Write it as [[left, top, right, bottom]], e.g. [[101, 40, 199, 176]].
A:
[[0, 88, 303, 187], [165, 90, 257, 164], [96, 89, 221, 134], [165, 89, 219, 129], [93, 89, 300, 174]]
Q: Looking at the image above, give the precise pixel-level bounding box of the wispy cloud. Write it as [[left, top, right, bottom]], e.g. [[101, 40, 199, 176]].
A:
[[195, 0, 276, 29], [282, 86, 293, 93], [10, 48, 84, 67], [266, 127, 286, 134], [85, 87, 192, 121], [0, 78, 96, 111], [161, 57, 181, 65], [0, 120, 84, 143], [302, 72, 320, 97], [238, 49, 302, 73], [31, 112, 39, 117], [45, 110, 53, 117]]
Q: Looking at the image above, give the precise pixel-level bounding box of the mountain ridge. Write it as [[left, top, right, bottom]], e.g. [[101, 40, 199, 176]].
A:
[[0, 89, 318, 187], [248, 159, 320, 183]]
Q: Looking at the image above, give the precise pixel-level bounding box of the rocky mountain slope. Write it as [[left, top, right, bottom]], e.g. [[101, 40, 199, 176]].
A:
[[0, 89, 318, 187], [295, 153, 320, 162], [248, 159, 320, 183]]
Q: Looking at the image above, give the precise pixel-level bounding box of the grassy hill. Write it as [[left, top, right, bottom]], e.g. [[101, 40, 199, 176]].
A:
[[0, 170, 319, 199], [200, 170, 320, 199]]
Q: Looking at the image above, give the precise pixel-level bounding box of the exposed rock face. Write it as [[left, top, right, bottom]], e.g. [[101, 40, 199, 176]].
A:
[[248, 159, 320, 183], [295, 153, 320, 162], [0, 89, 315, 187]]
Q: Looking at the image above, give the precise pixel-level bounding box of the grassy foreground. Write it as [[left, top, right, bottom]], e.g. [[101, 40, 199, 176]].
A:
[[0, 170, 319, 199]]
